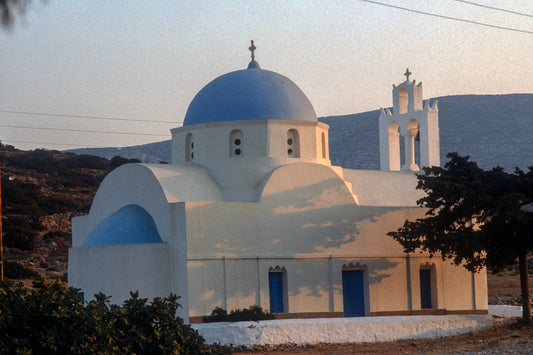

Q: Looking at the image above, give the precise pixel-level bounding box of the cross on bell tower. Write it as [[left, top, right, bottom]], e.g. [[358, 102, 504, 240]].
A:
[[404, 68, 412, 82]]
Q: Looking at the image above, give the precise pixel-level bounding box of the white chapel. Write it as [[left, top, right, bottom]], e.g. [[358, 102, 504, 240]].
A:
[[68, 42, 487, 322]]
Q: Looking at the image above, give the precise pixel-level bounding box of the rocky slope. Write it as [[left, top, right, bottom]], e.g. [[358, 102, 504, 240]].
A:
[[0, 146, 139, 285]]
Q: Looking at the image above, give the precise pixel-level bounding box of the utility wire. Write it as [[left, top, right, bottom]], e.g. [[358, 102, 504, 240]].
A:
[[454, 0, 533, 18], [0, 124, 169, 137], [358, 0, 533, 34], [1, 139, 106, 148], [0, 109, 180, 124]]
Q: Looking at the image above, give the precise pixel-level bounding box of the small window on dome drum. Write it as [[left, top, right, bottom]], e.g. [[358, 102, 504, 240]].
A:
[[230, 130, 244, 158], [286, 129, 300, 158], [185, 133, 194, 162]]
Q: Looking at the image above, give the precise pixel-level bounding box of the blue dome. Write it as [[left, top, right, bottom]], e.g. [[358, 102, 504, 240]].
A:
[[183, 63, 317, 126], [82, 205, 162, 247]]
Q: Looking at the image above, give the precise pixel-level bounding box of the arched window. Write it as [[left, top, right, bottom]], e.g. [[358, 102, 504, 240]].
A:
[[268, 266, 287, 313], [321, 132, 326, 159], [230, 130, 243, 157], [398, 88, 408, 114], [185, 133, 194, 162], [286, 129, 300, 158]]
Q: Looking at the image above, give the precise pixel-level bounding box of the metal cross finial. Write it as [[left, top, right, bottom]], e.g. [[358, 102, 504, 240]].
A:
[[404, 68, 412, 82], [249, 40, 256, 61]]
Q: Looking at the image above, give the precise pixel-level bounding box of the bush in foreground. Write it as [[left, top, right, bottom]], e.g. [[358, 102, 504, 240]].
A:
[[0, 281, 231, 354]]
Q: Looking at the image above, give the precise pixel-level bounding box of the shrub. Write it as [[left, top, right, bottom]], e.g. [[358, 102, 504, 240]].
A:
[[203, 305, 275, 323], [0, 143, 17, 151], [5, 148, 61, 173], [0, 281, 231, 354], [2, 216, 40, 250], [2, 176, 44, 216], [110, 155, 141, 169], [42, 230, 71, 242], [203, 307, 229, 323], [3, 261, 41, 280], [68, 154, 109, 170]]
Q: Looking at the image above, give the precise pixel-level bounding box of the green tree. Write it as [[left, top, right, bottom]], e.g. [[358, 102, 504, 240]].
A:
[[388, 153, 533, 323]]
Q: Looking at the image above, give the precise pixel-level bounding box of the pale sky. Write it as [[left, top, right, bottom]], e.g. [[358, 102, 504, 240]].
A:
[[1, 1, 532, 150]]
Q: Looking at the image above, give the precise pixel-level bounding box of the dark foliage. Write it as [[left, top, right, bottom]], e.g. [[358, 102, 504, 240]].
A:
[[203, 305, 275, 323], [5, 149, 59, 172], [0, 0, 34, 28], [389, 153, 533, 272], [42, 230, 70, 242], [0, 143, 16, 151], [0, 281, 232, 354], [3, 261, 41, 280], [4, 149, 140, 174], [110, 155, 141, 169], [1, 175, 42, 215], [2, 215, 41, 250], [388, 152, 533, 321]]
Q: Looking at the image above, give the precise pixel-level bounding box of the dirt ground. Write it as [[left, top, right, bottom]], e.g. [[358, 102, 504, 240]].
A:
[[235, 270, 533, 354], [487, 268, 533, 302]]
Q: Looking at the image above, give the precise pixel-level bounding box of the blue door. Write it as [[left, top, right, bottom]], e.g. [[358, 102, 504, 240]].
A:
[[342, 270, 365, 317], [420, 269, 432, 309], [269, 272, 284, 313]]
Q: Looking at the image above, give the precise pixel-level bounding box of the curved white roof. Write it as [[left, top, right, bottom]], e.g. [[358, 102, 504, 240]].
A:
[[342, 169, 425, 206], [89, 163, 224, 220], [183, 61, 317, 126]]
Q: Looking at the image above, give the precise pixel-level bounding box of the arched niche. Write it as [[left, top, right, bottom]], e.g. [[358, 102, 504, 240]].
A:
[[83, 204, 163, 247], [398, 88, 408, 114], [404, 119, 420, 171]]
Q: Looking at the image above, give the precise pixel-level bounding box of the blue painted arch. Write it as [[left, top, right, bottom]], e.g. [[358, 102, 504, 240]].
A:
[[82, 204, 163, 247]]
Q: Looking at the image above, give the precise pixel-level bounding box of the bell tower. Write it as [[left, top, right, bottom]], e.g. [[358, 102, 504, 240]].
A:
[[378, 69, 440, 171]]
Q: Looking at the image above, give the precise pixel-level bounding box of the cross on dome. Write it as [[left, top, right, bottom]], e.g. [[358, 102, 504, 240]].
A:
[[249, 40, 256, 61], [404, 68, 412, 82]]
